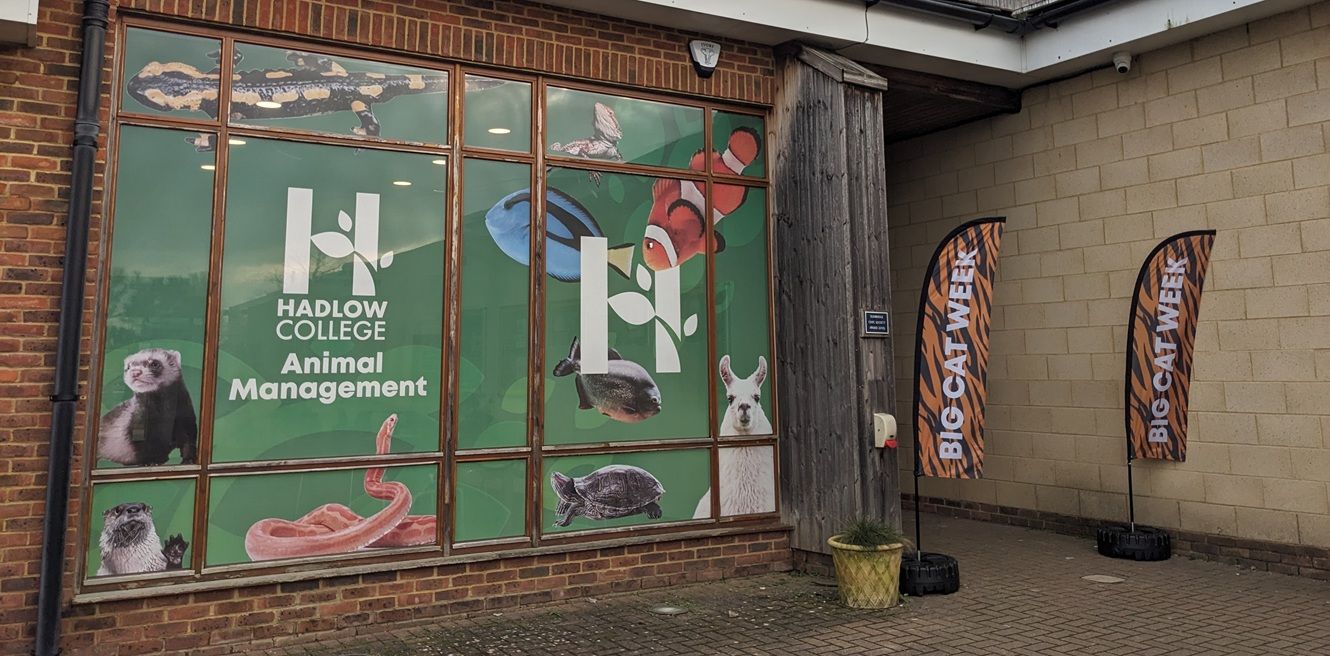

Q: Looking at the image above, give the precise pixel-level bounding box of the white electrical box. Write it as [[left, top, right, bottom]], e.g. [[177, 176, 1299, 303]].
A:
[[873, 413, 897, 448], [0, 0, 39, 48]]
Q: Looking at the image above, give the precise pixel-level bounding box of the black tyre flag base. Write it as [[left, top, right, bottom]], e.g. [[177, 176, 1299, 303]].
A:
[[899, 552, 960, 596], [1096, 525, 1171, 561]]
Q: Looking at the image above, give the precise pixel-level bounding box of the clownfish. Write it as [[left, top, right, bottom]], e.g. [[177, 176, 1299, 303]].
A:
[[641, 126, 761, 271]]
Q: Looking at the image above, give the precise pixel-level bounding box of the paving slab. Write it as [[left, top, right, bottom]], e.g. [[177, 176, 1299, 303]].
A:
[[266, 513, 1330, 655]]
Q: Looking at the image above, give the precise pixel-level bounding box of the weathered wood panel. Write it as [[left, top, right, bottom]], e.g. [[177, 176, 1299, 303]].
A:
[[773, 47, 899, 555], [846, 85, 901, 532]]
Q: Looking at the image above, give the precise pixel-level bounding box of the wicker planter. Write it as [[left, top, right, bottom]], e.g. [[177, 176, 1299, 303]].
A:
[[827, 535, 905, 609]]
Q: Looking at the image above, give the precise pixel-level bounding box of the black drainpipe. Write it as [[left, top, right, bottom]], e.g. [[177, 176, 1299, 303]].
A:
[[35, 1, 111, 655]]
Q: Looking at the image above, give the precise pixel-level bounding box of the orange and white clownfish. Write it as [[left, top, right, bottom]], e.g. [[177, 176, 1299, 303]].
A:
[[641, 126, 761, 271]]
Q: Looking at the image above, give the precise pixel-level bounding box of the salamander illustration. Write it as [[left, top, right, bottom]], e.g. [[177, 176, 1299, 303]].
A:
[[127, 50, 503, 148]]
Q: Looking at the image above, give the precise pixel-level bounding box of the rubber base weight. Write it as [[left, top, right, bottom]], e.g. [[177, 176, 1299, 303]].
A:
[[899, 552, 959, 596], [1097, 525, 1171, 561]]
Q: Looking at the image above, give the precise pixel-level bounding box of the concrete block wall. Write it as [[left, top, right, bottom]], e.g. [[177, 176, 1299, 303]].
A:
[[888, 2, 1330, 549]]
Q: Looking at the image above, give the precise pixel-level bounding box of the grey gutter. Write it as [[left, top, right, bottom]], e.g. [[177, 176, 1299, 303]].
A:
[[880, 0, 1121, 35]]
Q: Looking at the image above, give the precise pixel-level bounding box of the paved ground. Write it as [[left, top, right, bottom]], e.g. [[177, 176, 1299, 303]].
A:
[[268, 514, 1330, 655]]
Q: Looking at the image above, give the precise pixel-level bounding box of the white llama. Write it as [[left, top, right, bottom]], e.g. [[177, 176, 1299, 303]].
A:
[[692, 355, 776, 518], [719, 355, 771, 436]]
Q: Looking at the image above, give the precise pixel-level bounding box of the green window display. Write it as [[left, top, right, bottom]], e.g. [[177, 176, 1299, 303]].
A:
[[229, 42, 450, 145], [464, 74, 532, 152], [120, 28, 221, 122], [455, 459, 528, 543], [714, 186, 774, 438], [542, 449, 710, 533], [86, 478, 196, 579], [541, 167, 710, 445], [212, 138, 446, 463], [95, 126, 213, 469], [85, 21, 777, 589], [712, 111, 766, 178], [546, 87, 704, 171], [458, 159, 531, 451], [205, 461, 439, 566]]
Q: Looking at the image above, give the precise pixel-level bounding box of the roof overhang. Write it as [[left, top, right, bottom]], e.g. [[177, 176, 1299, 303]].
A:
[[0, 0, 39, 48], [536, 0, 1318, 87]]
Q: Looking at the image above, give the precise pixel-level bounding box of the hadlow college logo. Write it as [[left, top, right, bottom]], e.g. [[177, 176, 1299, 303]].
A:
[[282, 187, 394, 297], [579, 236, 698, 375]]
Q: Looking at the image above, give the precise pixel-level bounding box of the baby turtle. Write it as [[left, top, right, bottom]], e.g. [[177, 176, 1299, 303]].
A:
[[550, 465, 665, 527]]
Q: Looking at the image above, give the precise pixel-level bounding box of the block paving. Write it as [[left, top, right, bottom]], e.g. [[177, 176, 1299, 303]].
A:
[[267, 514, 1330, 655]]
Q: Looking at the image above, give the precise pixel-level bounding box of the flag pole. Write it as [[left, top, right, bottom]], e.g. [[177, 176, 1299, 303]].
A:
[[913, 421, 923, 561], [1126, 458, 1136, 532], [913, 467, 922, 561], [1125, 414, 1136, 532]]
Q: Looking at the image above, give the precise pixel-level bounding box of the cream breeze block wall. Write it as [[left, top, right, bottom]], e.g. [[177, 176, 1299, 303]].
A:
[[888, 2, 1330, 548]]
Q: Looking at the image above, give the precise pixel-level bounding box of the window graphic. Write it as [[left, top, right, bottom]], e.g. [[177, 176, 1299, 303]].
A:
[[84, 21, 775, 589]]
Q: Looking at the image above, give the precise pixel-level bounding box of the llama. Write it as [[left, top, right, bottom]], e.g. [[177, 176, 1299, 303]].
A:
[[692, 446, 776, 518], [692, 355, 775, 518], [719, 355, 771, 436]]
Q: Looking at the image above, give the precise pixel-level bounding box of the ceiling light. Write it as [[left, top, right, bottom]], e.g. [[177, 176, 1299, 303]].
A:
[[256, 100, 282, 109], [487, 127, 512, 135], [431, 159, 446, 165], [392, 180, 412, 186], [200, 164, 216, 171], [228, 138, 246, 145]]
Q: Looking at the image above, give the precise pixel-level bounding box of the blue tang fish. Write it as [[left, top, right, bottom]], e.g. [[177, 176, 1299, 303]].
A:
[[485, 188, 634, 282]]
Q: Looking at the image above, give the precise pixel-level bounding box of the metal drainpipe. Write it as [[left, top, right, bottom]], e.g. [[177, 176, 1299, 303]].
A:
[[35, 1, 110, 654]]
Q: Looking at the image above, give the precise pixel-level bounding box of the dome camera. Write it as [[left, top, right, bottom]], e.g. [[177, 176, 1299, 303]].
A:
[[1113, 51, 1132, 74]]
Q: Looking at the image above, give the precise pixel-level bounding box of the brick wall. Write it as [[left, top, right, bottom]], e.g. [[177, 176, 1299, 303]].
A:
[[889, 2, 1330, 555], [0, 1, 778, 654], [61, 531, 791, 655], [118, 0, 775, 104]]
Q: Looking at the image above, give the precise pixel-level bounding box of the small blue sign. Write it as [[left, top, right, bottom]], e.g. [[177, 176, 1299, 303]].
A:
[[863, 310, 889, 337]]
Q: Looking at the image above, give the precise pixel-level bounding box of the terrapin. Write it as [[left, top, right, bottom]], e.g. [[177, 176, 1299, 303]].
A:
[[550, 465, 665, 527]]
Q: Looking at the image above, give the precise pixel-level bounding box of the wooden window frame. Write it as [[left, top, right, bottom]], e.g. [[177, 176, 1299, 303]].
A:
[[77, 14, 779, 599]]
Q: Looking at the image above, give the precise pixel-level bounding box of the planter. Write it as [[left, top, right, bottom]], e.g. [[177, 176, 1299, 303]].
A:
[[827, 535, 905, 609]]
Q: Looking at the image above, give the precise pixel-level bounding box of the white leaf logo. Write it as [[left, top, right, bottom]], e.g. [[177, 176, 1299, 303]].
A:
[[635, 264, 652, 291], [337, 210, 353, 232], [683, 314, 698, 337], [311, 232, 355, 259], [379, 250, 394, 268], [607, 292, 655, 325]]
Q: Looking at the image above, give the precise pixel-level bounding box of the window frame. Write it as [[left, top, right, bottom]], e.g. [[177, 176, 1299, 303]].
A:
[[78, 14, 779, 597]]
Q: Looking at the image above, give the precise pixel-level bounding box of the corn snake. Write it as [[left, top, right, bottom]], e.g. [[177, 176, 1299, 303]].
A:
[[243, 414, 436, 561]]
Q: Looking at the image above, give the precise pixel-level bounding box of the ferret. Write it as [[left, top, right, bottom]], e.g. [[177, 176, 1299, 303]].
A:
[[96, 502, 188, 576], [97, 348, 198, 466]]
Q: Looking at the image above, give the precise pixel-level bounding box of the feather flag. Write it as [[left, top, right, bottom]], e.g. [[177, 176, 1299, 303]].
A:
[[913, 217, 1006, 479]]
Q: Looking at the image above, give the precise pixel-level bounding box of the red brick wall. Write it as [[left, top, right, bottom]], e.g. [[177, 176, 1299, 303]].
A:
[[119, 0, 776, 104], [0, 1, 777, 654], [62, 531, 791, 655]]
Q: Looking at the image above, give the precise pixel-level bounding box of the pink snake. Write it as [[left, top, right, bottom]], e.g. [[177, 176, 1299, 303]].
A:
[[244, 414, 437, 561]]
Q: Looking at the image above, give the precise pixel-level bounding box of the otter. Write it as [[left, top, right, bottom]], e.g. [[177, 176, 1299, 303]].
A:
[[96, 502, 189, 576], [98, 348, 198, 466]]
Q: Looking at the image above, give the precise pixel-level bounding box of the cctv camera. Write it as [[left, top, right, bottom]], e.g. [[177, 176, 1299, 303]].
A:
[[1112, 51, 1132, 74]]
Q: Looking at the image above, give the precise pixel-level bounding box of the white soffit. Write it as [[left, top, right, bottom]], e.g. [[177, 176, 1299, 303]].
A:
[[0, 0, 40, 47], [538, 0, 1318, 86]]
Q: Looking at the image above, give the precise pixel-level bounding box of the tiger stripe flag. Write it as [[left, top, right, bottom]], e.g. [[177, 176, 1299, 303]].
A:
[[1125, 231, 1216, 462], [913, 217, 1005, 479]]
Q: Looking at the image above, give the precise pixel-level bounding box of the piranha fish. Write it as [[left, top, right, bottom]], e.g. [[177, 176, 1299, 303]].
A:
[[485, 187, 634, 282], [642, 126, 762, 271], [552, 337, 662, 423]]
